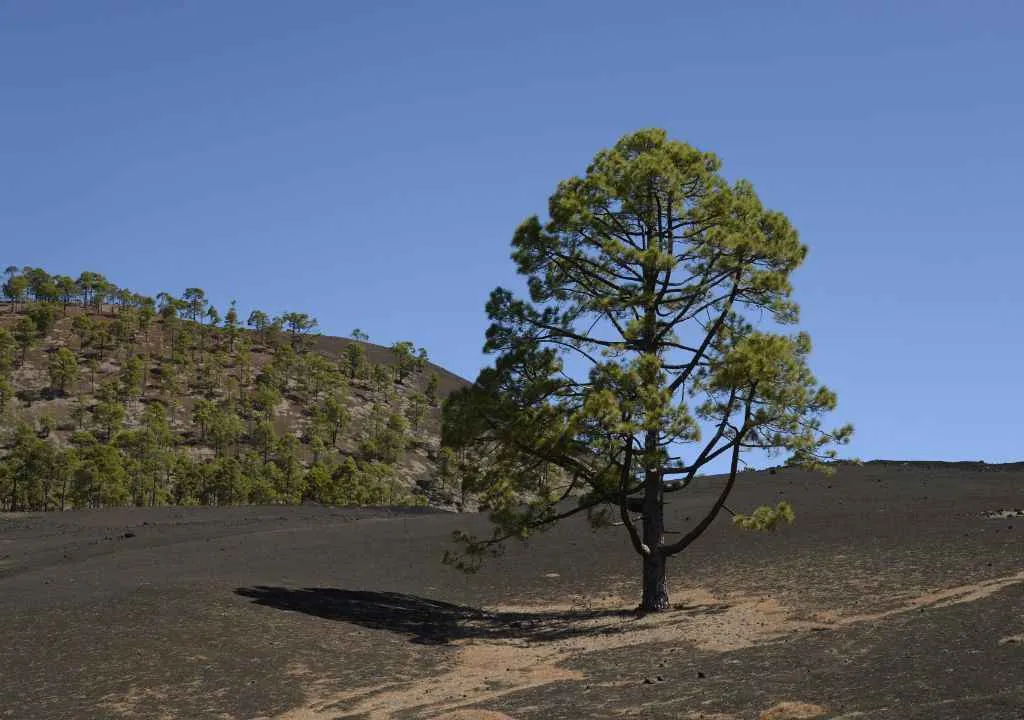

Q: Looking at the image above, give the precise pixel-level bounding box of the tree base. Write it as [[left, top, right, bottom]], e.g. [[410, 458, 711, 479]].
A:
[[641, 553, 670, 612]]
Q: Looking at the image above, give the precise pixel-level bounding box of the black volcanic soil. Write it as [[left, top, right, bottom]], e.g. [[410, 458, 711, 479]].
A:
[[1, 462, 1022, 719]]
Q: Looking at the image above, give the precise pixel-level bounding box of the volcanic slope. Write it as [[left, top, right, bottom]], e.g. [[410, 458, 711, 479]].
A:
[[0, 299, 469, 510], [1, 460, 1022, 719]]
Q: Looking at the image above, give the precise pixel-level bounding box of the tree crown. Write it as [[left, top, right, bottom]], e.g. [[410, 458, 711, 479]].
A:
[[444, 128, 851, 563]]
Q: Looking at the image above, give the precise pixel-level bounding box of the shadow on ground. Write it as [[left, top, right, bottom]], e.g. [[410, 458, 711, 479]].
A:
[[235, 586, 730, 645]]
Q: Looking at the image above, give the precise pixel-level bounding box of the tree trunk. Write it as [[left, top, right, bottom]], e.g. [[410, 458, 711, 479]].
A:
[[640, 429, 668, 611], [641, 464, 669, 611], [641, 551, 670, 612]]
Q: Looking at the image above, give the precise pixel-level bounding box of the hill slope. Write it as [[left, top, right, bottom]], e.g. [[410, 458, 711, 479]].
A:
[[0, 270, 471, 511]]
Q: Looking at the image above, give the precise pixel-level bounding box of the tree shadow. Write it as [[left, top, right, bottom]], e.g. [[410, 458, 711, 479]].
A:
[[235, 586, 730, 646]]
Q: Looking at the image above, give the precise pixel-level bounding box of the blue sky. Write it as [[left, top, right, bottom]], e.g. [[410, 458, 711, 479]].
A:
[[2, 1, 1022, 464]]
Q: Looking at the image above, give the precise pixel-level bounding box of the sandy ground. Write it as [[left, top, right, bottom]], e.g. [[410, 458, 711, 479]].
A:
[[1, 462, 1022, 719]]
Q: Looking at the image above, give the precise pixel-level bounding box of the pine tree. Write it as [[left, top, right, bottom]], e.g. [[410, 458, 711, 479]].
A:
[[224, 300, 239, 350], [344, 343, 366, 380], [405, 393, 427, 431], [119, 355, 145, 401], [3, 274, 28, 313], [425, 372, 440, 407], [0, 328, 18, 376], [48, 347, 79, 395], [443, 129, 851, 610], [14, 317, 37, 363], [390, 341, 416, 383]]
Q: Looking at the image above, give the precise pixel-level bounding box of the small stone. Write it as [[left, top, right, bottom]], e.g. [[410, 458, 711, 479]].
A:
[[697, 671, 706, 679]]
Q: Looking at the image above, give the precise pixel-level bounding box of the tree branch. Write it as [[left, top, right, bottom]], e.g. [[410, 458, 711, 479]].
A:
[[616, 440, 646, 555], [666, 278, 740, 395], [661, 388, 753, 556]]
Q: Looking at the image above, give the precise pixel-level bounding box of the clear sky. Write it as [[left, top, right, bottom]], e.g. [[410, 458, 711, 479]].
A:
[[2, 1, 1022, 464]]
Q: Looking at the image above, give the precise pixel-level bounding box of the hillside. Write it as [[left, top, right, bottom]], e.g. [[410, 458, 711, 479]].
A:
[[0, 267, 471, 512]]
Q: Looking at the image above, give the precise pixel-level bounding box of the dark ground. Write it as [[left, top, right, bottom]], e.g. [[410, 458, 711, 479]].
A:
[[1, 462, 1022, 719]]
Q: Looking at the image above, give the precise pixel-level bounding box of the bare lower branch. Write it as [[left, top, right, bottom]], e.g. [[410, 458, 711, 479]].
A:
[[662, 388, 754, 556], [616, 440, 645, 555]]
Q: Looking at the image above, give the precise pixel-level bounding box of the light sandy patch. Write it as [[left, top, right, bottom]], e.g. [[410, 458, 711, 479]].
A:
[[427, 711, 517, 720], [982, 509, 1024, 519], [998, 634, 1023, 646], [274, 589, 814, 720], [758, 701, 829, 719], [99, 686, 178, 720], [810, 570, 1024, 627], [275, 640, 581, 720], [623, 709, 738, 720]]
